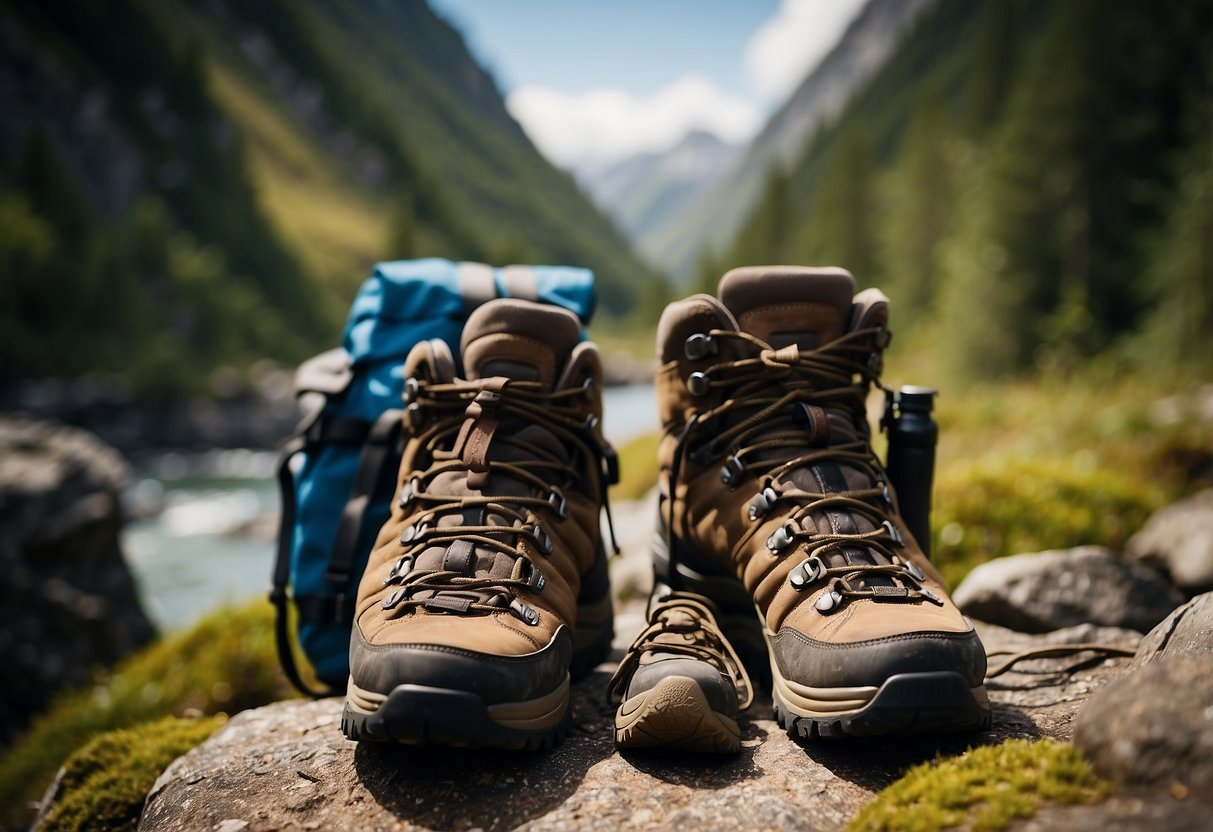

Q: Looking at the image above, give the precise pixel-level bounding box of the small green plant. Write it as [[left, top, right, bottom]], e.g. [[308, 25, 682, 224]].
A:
[[848, 739, 1109, 832], [0, 600, 292, 829], [36, 715, 225, 832]]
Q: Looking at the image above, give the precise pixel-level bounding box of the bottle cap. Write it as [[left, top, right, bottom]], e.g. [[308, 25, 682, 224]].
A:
[[898, 385, 937, 413]]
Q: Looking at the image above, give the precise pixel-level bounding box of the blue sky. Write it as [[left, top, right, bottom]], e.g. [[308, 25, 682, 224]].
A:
[[428, 0, 866, 170]]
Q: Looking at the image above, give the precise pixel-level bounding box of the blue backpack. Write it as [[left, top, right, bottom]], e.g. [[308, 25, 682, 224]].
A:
[[272, 258, 598, 696]]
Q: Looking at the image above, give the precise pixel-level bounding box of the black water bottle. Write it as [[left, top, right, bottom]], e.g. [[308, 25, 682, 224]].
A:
[[885, 386, 938, 559]]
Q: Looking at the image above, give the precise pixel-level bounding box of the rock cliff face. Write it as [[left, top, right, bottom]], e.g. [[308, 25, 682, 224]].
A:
[[0, 417, 155, 743]]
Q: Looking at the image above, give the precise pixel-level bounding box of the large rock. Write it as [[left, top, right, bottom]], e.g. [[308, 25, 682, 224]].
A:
[[1131, 591, 1213, 667], [1073, 655, 1213, 797], [0, 417, 155, 742], [1127, 490, 1213, 593], [137, 619, 1136, 831], [952, 546, 1183, 634]]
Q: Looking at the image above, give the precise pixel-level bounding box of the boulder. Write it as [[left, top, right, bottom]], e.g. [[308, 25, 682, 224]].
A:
[[136, 618, 1134, 831], [1073, 655, 1213, 797], [952, 546, 1183, 634], [1131, 591, 1213, 668], [0, 417, 155, 742], [1126, 490, 1213, 593]]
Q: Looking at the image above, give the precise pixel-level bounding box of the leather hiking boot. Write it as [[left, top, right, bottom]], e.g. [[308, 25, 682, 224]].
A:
[[341, 299, 616, 750], [609, 589, 752, 753], [653, 266, 990, 738]]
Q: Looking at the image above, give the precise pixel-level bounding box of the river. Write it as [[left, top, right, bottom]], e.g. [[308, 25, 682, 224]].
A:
[[124, 384, 658, 632]]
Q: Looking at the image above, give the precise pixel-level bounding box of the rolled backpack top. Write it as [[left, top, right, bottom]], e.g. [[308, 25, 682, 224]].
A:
[[273, 258, 597, 696]]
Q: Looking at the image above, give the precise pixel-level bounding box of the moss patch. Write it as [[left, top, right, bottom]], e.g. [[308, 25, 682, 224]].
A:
[[612, 430, 661, 502], [848, 739, 1109, 832], [38, 715, 225, 832], [930, 456, 1163, 587], [0, 600, 293, 829]]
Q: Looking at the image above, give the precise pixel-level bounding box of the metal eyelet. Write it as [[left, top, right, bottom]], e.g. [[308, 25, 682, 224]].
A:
[[400, 522, 428, 544], [749, 486, 779, 521], [403, 377, 420, 405], [881, 520, 905, 547], [398, 477, 419, 508], [906, 560, 926, 582], [547, 491, 568, 521], [531, 525, 554, 557], [510, 599, 540, 626], [687, 372, 710, 396], [766, 522, 797, 553], [879, 481, 892, 506], [720, 455, 744, 488], [382, 588, 408, 610], [523, 562, 547, 593], [788, 556, 825, 591], [384, 554, 415, 585], [815, 590, 843, 613], [684, 333, 717, 360]]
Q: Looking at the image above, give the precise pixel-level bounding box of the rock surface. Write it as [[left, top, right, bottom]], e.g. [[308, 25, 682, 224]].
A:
[[952, 546, 1183, 634], [1131, 591, 1213, 667], [0, 417, 155, 743], [1072, 655, 1213, 796], [1127, 489, 1213, 593], [138, 618, 1138, 832]]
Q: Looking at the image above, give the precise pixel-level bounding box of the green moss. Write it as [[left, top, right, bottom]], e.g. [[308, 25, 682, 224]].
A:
[[0, 600, 293, 829], [612, 430, 661, 502], [931, 455, 1164, 587], [848, 739, 1109, 832], [38, 715, 225, 832]]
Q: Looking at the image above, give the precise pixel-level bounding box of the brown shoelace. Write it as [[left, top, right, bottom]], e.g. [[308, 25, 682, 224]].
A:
[[380, 375, 613, 622]]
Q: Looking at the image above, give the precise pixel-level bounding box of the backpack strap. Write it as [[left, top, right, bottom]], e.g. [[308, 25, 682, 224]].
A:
[[325, 408, 404, 591], [271, 432, 340, 698], [457, 261, 497, 311], [270, 348, 362, 698], [500, 265, 540, 300]]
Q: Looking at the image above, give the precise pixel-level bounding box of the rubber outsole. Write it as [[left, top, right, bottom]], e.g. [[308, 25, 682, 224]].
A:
[[772, 670, 992, 738], [341, 589, 614, 750], [615, 675, 741, 753], [342, 677, 572, 750]]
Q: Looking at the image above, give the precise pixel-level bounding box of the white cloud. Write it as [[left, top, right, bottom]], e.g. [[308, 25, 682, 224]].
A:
[[507, 73, 762, 171], [745, 0, 866, 102]]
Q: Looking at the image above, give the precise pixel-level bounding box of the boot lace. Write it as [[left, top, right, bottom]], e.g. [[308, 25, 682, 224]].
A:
[[670, 325, 936, 611], [379, 375, 613, 625], [608, 592, 753, 708]]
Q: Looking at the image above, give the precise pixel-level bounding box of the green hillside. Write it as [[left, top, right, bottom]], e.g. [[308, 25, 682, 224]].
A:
[[0, 0, 654, 394], [707, 0, 1213, 379]]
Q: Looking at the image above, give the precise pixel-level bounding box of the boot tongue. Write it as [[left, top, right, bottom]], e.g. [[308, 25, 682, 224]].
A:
[[460, 298, 581, 388], [718, 266, 855, 349]]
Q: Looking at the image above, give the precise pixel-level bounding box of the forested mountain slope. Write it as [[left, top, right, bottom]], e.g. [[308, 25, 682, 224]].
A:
[[710, 0, 1213, 378], [0, 0, 652, 393]]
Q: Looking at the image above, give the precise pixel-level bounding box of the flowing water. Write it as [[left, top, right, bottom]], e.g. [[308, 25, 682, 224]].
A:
[[124, 384, 658, 631]]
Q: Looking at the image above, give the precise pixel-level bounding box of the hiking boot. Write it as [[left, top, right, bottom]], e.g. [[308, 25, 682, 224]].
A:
[[609, 588, 752, 753], [341, 298, 615, 750], [653, 266, 990, 738]]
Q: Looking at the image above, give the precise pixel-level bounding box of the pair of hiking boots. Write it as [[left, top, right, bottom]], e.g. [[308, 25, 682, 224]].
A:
[[340, 266, 991, 752]]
